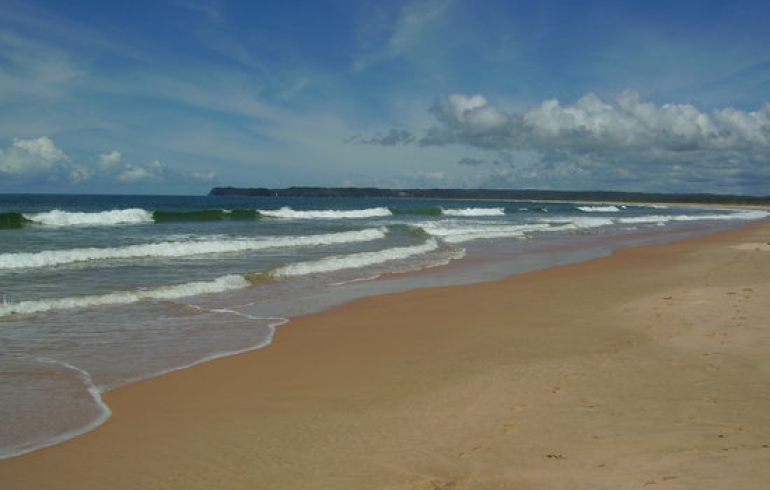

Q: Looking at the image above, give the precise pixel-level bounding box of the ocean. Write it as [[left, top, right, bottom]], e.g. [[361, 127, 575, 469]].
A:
[[1, 193, 767, 458]]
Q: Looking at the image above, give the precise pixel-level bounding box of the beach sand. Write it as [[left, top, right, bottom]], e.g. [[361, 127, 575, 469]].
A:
[[2, 221, 769, 489]]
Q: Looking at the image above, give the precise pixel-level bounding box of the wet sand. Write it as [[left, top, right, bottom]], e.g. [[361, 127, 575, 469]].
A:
[[2, 221, 770, 489]]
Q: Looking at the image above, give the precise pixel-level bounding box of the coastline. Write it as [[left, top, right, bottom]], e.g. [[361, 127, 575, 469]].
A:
[[2, 220, 769, 489]]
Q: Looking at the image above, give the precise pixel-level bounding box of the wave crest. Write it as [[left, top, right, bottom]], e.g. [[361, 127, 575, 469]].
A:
[[271, 239, 439, 277], [576, 205, 622, 213], [0, 228, 387, 270], [441, 207, 505, 217], [23, 209, 154, 227], [0, 275, 250, 317], [257, 206, 392, 219]]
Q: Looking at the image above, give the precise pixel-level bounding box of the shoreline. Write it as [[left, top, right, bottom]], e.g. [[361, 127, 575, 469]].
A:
[[2, 205, 761, 461], [2, 220, 769, 489]]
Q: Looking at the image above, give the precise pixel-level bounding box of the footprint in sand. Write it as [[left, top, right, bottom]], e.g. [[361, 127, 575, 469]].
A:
[[458, 445, 489, 458], [545, 453, 567, 460]]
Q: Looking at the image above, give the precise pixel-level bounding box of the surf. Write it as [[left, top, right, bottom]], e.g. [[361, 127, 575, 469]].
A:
[[0, 275, 251, 317], [256, 206, 392, 219], [22, 208, 154, 227], [441, 206, 506, 217], [0, 228, 388, 271], [270, 238, 441, 277]]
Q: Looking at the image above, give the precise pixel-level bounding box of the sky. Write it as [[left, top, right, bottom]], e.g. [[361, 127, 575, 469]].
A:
[[1, 0, 769, 196]]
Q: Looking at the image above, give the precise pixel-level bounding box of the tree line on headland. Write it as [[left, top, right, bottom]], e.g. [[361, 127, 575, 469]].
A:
[[209, 186, 770, 206]]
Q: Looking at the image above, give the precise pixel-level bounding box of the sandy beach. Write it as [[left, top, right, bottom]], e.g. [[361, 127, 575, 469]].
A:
[[2, 220, 769, 489]]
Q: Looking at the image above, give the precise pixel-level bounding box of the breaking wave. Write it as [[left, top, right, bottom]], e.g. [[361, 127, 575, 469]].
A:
[[0, 275, 250, 317], [420, 222, 551, 243], [257, 206, 392, 219], [271, 239, 440, 277], [576, 205, 623, 213], [0, 228, 387, 271], [616, 209, 770, 225], [441, 207, 506, 217], [22, 209, 154, 227]]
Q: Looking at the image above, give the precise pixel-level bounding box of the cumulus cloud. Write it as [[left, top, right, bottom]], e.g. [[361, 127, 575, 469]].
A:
[[0, 136, 217, 190], [99, 150, 122, 167], [0, 136, 68, 175], [116, 164, 159, 183], [421, 90, 770, 153], [358, 90, 770, 194]]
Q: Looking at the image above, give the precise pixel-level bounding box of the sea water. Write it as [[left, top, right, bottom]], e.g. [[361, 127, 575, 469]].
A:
[[0, 193, 767, 458]]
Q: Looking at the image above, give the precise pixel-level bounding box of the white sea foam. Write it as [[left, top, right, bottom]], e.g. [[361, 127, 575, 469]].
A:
[[441, 207, 505, 217], [257, 206, 392, 219], [108, 310, 289, 392], [271, 239, 440, 277], [576, 205, 623, 213], [421, 222, 552, 243], [0, 228, 387, 270], [0, 275, 250, 317], [0, 313, 290, 459], [721, 209, 769, 220], [564, 217, 617, 228], [617, 209, 769, 225], [0, 358, 113, 460], [615, 215, 672, 225], [22, 208, 154, 227]]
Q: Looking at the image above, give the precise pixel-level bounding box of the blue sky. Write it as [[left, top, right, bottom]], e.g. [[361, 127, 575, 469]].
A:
[[1, 0, 769, 195]]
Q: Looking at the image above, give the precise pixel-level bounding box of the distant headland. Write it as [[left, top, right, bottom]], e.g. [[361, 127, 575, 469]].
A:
[[209, 186, 770, 206]]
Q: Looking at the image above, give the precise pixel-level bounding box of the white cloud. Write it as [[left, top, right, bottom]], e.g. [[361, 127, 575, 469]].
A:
[[712, 106, 770, 148], [116, 165, 154, 183], [357, 90, 770, 194], [463, 105, 509, 135], [68, 165, 92, 183], [0, 136, 68, 175], [0, 136, 216, 190], [446, 94, 485, 120], [99, 150, 122, 167], [192, 170, 216, 181], [423, 89, 770, 153]]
